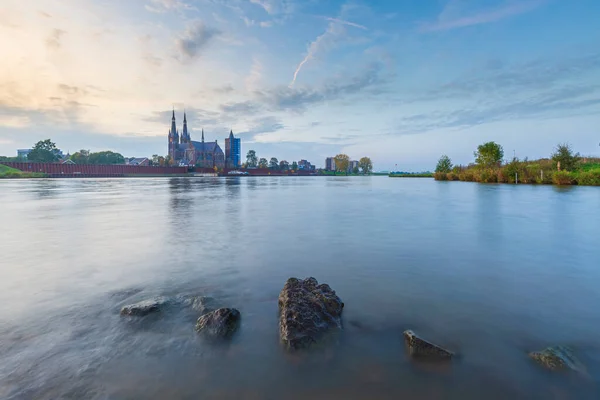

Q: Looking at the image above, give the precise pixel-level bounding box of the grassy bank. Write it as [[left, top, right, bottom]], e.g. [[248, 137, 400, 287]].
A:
[[0, 164, 47, 179], [389, 173, 433, 178], [434, 159, 600, 186]]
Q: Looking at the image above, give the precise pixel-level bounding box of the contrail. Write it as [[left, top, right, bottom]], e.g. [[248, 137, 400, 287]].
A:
[[289, 17, 367, 88], [324, 17, 368, 30]]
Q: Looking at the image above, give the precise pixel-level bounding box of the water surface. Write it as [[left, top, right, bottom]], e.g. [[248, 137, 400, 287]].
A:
[[1, 177, 599, 399]]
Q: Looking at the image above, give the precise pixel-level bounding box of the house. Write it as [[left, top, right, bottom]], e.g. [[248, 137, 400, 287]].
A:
[[127, 157, 150, 166]]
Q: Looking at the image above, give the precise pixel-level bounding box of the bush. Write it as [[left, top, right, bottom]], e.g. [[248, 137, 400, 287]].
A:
[[476, 168, 498, 183], [459, 169, 476, 182], [446, 172, 459, 181], [434, 172, 448, 181], [576, 169, 600, 186], [552, 171, 576, 185]]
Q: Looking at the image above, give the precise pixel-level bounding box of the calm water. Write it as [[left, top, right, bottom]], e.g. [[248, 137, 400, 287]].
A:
[[1, 177, 599, 399]]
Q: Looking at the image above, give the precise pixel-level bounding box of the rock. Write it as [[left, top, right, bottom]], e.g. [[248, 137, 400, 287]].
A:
[[278, 277, 344, 350], [403, 330, 453, 359], [529, 346, 584, 372], [195, 308, 241, 338], [120, 297, 170, 316], [191, 296, 217, 314]]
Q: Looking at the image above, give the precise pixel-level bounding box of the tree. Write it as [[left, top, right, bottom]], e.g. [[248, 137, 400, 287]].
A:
[[435, 155, 453, 173], [246, 150, 258, 167], [291, 161, 298, 171], [334, 154, 350, 175], [88, 151, 125, 164], [269, 157, 279, 169], [358, 156, 373, 174], [165, 155, 173, 166], [279, 160, 289, 171], [70, 149, 90, 164], [474, 142, 504, 168], [258, 158, 268, 168], [551, 143, 580, 171], [353, 166, 359, 174], [28, 139, 60, 162]]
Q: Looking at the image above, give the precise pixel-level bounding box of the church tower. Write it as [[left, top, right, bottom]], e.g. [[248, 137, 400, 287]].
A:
[[168, 109, 179, 160], [181, 111, 190, 144]]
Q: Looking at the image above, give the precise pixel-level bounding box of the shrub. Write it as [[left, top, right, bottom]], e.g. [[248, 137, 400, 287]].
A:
[[446, 172, 459, 181], [476, 168, 498, 183], [551, 143, 581, 171], [434, 172, 448, 181], [552, 171, 576, 185], [576, 169, 600, 186], [459, 169, 476, 182]]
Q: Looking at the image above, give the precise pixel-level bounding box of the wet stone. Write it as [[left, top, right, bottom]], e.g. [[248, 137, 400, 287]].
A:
[[278, 277, 344, 350], [195, 308, 241, 338], [403, 330, 454, 359], [529, 346, 584, 372], [120, 297, 170, 316]]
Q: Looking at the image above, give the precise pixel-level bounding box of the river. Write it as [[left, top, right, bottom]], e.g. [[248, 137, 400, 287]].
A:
[[1, 177, 599, 399]]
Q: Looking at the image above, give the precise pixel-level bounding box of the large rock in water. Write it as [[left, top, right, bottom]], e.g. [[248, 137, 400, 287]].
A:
[[195, 308, 241, 338], [278, 277, 344, 350], [120, 297, 170, 316], [403, 330, 454, 359], [529, 346, 585, 372]]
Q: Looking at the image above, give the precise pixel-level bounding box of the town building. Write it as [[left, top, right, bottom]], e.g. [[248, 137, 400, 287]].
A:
[[126, 157, 150, 166], [168, 110, 225, 168], [349, 160, 359, 173], [17, 149, 31, 159], [225, 130, 241, 168], [298, 159, 315, 171], [325, 157, 336, 171]]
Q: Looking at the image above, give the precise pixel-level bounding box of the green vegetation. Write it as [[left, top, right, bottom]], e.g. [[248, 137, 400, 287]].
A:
[[0, 164, 46, 179], [358, 157, 373, 174], [389, 172, 433, 178], [28, 139, 61, 163], [334, 154, 350, 175], [434, 142, 600, 186]]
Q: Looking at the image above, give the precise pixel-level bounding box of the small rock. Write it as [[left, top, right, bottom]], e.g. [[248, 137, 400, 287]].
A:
[[195, 308, 241, 338], [120, 297, 170, 316], [190, 296, 217, 314], [529, 346, 584, 372], [403, 330, 453, 359], [278, 277, 344, 350]]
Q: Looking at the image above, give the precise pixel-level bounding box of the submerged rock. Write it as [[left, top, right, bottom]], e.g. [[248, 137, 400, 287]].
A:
[[529, 346, 584, 372], [403, 330, 454, 359], [195, 308, 241, 338], [278, 277, 344, 350], [120, 297, 170, 316]]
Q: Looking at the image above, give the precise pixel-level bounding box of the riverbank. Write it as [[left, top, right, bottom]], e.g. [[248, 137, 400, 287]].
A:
[[0, 164, 46, 179], [389, 173, 433, 178], [434, 160, 600, 186]]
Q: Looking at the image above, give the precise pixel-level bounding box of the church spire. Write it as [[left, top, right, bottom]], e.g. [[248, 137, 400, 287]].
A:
[[181, 110, 189, 143], [201, 128, 204, 143]]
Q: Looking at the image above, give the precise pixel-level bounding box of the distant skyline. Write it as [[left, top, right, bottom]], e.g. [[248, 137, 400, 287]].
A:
[[1, 0, 599, 170]]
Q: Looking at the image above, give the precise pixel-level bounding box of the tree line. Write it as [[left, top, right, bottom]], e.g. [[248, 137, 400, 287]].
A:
[[434, 142, 600, 186]]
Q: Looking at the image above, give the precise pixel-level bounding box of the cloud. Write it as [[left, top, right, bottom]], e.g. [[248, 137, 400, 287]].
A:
[[420, 0, 545, 32], [46, 28, 66, 49], [175, 21, 220, 61], [220, 101, 261, 115], [242, 17, 273, 28], [239, 116, 285, 139], [145, 0, 196, 13], [249, 0, 294, 16]]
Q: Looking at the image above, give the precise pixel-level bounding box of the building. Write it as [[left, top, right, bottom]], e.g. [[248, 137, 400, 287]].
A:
[[17, 149, 31, 159], [168, 110, 225, 168], [127, 157, 150, 166], [325, 157, 336, 171], [349, 160, 359, 173], [225, 130, 241, 168], [298, 159, 315, 171]]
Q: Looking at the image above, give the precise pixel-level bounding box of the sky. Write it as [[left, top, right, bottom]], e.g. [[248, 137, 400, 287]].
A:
[[1, 0, 599, 171]]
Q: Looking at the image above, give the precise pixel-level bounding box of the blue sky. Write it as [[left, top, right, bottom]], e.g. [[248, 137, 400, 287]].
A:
[[1, 0, 599, 170]]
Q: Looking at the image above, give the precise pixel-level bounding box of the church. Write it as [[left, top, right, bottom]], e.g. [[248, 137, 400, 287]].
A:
[[167, 110, 228, 168]]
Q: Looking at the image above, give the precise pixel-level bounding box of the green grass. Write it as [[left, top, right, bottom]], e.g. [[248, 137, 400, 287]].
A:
[[0, 164, 46, 178], [389, 173, 433, 178]]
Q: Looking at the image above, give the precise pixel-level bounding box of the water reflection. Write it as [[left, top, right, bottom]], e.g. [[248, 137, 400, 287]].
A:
[[0, 177, 599, 399]]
